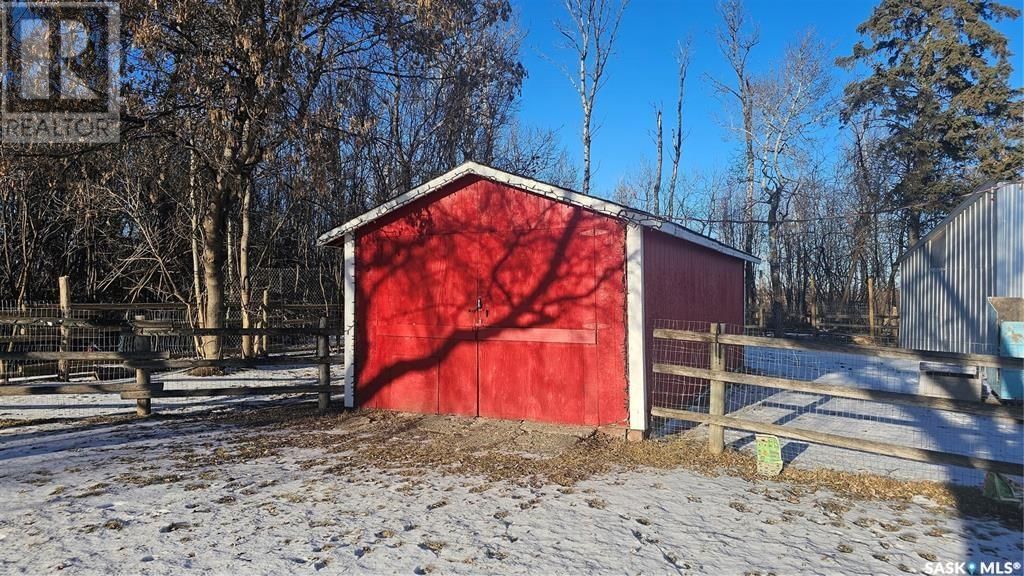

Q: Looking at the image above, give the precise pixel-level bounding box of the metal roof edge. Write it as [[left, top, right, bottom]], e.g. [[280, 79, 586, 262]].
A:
[[895, 180, 1018, 266]]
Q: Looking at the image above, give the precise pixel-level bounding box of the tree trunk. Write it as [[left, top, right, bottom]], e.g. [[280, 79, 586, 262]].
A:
[[201, 174, 228, 361], [907, 208, 923, 245], [667, 44, 688, 218], [767, 189, 784, 336], [742, 80, 757, 317], [239, 176, 254, 358], [582, 101, 592, 196], [189, 146, 206, 355], [652, 108, 663, 214]]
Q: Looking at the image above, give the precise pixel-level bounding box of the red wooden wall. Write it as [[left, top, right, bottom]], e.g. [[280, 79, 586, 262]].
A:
[[642, 228, 746, 408], [355, 176, 628, 426]]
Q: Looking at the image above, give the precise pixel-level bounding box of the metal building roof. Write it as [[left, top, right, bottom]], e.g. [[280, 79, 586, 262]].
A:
[[317, 161, 759, 263], [895, 180, 1018, 265]]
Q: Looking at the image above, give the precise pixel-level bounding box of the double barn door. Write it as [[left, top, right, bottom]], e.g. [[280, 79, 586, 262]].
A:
[[361, 223, 604, 424]]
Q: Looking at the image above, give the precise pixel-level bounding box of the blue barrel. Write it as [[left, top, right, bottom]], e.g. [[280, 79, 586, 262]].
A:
[[999, 321, 1024, 401]]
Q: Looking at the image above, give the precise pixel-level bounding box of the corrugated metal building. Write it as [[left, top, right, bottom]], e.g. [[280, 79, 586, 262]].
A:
[[898, 181, 1024, 354]]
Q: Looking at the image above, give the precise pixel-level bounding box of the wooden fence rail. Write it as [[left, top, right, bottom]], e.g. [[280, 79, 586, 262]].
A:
[[0, 319, 342, 335], [0, 321, 339, 417], [653, 328, 1024, 370], [0, 351, 172, 361], [653, 364, 1023, 422], [650, 405, 1022, 476], [652, 324, 1024, 476]]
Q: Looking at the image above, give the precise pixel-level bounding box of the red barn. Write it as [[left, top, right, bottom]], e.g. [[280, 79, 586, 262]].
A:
[[319, 162, 755, 435]]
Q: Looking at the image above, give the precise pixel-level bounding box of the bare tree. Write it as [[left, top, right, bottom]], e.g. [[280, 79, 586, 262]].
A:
[[652, 106, 663, 214], [494, 122, 579, 188], [708, 0, 759, 310], [752, 32, 833, 333], [666, 38, 692, 218], [556, 0, 629, 196], [612, 160, 666, 214]]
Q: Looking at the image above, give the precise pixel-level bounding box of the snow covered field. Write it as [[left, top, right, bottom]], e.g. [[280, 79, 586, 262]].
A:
[[1, 378, 1022, 575]]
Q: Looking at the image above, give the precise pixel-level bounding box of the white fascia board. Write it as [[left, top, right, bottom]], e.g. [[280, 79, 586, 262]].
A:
[[317, 162, 758, 264]]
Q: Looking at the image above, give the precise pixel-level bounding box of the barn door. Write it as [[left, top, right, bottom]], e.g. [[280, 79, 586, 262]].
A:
[[368, 224, 600, 422], [474, 226, 600, 424], [436, 274, 481, 417], [360, 227, 480, 417]]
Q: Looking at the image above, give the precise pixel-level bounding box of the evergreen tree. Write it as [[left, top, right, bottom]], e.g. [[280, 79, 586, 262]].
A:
[[839, 0, 1023, 242]]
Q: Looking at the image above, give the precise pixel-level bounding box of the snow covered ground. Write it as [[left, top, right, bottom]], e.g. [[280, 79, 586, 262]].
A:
[[1, 378, 1022, 575]]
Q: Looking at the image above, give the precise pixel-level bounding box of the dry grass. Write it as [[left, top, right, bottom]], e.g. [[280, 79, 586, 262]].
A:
[[216, 406, 985, 513], [117, 473, 188, 487], [0, 412, 138, 431], [15, 401, 1020, 521]]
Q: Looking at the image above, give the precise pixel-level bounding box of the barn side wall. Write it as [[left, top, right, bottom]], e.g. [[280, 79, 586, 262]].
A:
[[642, 228, 746, 412], [899, 182, 1024, 354]]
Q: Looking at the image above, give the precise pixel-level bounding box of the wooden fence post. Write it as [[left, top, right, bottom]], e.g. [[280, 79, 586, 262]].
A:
[[867, 277, 876, 340], [259, 289, 270, 356], [135, 366, 152, 416], [317, 316, 330, 413], [58, 276, 70, 381], [133, 314, 152, 416], [708, 323, 726, 454], [809, 277, 818, 329], [0, 302, 8, 384]]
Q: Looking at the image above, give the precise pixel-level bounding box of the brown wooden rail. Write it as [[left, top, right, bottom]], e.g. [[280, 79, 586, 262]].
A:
[[650, 406, 1022, 476], [653, 364, 1023, 422], [653, 328, 1023, 370]]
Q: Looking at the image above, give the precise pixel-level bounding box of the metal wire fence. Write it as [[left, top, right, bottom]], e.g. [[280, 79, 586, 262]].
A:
[[1, 299, 342, 421], [650, 319, 1021, 486], [0, 301, 337, 385]]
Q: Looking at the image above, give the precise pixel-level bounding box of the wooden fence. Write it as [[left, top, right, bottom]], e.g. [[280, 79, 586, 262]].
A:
[[651, 325, 1024, 477], [0, 321, 343, 417], [1, 276, 340, 382]]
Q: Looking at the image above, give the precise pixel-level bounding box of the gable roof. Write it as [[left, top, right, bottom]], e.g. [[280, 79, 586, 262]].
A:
[[317, 161, 759, 263]]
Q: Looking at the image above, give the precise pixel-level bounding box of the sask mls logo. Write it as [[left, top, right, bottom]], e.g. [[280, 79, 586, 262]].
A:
[[925, 560, 1023, 575], [1, 2, 120, 144]]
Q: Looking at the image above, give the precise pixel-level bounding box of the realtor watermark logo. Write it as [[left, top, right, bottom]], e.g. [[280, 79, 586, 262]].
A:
[[924, 560, 1023, 575], [1, 1, 120, 144]]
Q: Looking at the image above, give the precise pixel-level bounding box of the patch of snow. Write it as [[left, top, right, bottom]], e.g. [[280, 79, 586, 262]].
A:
[[0, 365, 340, 421]]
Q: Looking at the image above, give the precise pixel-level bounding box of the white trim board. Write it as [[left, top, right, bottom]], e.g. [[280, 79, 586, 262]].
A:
[[317, 161, 757, 264], [342, 233, 356, 408], [625, 223, 648, 432]]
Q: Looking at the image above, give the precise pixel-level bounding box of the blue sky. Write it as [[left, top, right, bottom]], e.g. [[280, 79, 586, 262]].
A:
[[514, 0, 1024, 196]]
